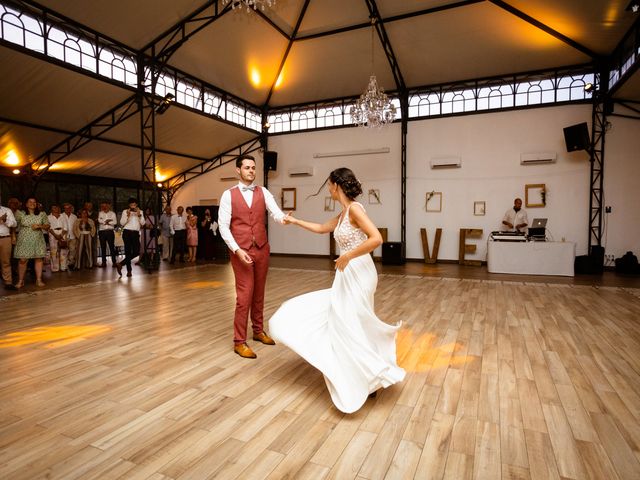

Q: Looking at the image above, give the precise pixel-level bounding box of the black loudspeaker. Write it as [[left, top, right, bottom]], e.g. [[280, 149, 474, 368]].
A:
[[574, 245, 604, 275], [382, 242, 405, 265], [590, 245, 604, 275], [563, 122, 590, 152], [264, 151, 278, 171]]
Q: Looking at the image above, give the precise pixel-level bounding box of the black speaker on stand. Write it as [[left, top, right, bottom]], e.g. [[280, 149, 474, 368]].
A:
[[264, 151, 278, 171]]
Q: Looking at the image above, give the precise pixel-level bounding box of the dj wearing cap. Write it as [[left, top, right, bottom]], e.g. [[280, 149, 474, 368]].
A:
[[501, 198, 528, 233]]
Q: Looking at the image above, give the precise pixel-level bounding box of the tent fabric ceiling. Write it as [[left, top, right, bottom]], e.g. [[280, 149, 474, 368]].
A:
[[2, 0, 638, 182]]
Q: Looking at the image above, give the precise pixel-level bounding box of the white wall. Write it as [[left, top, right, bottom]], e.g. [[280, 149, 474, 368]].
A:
[[267, 125, 402, 257], [407, 105, 592, 261], [602, 113, 640, 259], [171, 103, 639, 262]]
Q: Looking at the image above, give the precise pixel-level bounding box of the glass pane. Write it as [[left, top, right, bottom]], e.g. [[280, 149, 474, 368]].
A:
[[115, 187, 139, 214], [34, 181, 56, 211], [90, 185, 114, 207], [57, 183, 87, 212]]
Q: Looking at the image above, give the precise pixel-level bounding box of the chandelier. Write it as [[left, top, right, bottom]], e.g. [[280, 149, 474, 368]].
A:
[[223, 0, 275, 12], [350, 22, 396, 128], [350, 75, 397, 128]]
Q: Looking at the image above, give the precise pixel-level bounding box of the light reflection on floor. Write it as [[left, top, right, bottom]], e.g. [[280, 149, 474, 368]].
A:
[[185, 281, 225, 289], [0, 325, 112, 348], [396, 328, 469, 372]]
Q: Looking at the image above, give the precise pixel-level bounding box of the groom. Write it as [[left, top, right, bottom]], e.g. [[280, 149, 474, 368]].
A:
[[218, 154, 287, 359]]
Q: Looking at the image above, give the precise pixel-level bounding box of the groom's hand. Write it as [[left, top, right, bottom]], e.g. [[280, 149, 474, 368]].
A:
[[236, 248, 253, 264], [283, 212, 294, 224]]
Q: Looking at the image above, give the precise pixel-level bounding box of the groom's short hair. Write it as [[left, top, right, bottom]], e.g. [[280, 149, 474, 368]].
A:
[[236, 154, 255, 168]]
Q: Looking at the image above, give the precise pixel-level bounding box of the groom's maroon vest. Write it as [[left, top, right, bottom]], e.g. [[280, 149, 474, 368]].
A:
[[230, 185, 268, 249]]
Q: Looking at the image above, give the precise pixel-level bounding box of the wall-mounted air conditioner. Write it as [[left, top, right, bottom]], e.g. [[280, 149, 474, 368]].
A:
[[430, 157, 461, 169], [288, 166, 315, 177], [520, 152, 557, 165]]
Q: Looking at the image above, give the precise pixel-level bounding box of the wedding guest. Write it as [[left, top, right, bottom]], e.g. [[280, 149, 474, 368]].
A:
[[62, 203, 78, 270], [186, 213, 198, 262], [14, 196, 49, 288], [158, 205, 173, 261], [116, 197, 144, 277], [200, 208, 217, 260], [73, 209, 96, 269], [0, 201, 17, 290], [48, 204, 69, 272], [98, 202, 117, 267], [170, 206, 187, 264]]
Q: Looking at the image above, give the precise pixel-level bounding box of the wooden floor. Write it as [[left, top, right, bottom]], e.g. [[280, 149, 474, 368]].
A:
[[1, 261, 640, 479]]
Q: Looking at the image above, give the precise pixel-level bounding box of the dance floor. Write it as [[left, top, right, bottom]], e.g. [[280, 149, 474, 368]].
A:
[[1, 261, 640, 479]]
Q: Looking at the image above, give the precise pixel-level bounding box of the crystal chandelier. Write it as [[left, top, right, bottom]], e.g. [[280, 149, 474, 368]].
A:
[[350, 23, 396, 128], [223, 0, 275, 12], [350, 75, 397, 128]]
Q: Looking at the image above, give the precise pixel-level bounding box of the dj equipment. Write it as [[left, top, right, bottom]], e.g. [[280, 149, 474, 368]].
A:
[[490, 231, 527, 242]]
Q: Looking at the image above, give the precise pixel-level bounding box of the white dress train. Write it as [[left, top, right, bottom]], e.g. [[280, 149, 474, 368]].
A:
[[269, 202, 405, 413]]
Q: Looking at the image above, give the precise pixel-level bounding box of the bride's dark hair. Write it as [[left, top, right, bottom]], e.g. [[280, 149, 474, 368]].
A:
[[309, 167, 363, 200]]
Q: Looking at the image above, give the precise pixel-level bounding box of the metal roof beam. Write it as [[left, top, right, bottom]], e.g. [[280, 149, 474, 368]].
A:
[[0, 115, 211, 162], [263, 0, 311, 107], [166, 135, 263, 193], [143, 1, 232, 66], [28, 95, 140, 177], [363, 0, 406, 91], [295, 0, 483, 42], [488, 0, 599, 60], [608, 15, 640, 97]]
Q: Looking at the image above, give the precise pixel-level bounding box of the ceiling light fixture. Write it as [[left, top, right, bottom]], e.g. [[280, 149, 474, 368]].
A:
[[626, 1, 640, 13], [350, 20, 397, 129], [12, 169, 20, 175], [223, 0, 275, 12], [155, 93, 175, 115], [584, 82, 595, 93]]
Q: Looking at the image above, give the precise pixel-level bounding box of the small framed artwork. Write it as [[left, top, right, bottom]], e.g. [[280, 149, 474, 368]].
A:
[[324, 196, 335, 212], [525, 183, 546, 207], [368, 189, 381, 204], [474, 201, 486, 216], [425, 191, 442, 212], [281, 188, 296, 210]]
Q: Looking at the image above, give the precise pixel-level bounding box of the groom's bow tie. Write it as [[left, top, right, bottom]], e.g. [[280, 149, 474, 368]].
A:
[[241, 185, 256, 192]]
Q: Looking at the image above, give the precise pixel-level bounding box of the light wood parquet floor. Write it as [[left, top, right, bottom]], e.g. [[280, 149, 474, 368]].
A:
[[1, 262, 640, 479]]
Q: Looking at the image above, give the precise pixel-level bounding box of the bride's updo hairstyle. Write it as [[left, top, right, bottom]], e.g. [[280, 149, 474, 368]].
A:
[[307, 167, 363, 200], [329, 168, 362, 200]]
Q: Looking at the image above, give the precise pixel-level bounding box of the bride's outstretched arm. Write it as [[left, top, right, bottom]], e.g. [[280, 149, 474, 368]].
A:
[[284, 212, 339, 234]]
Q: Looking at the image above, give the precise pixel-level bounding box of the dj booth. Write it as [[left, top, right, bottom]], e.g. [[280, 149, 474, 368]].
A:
[[487, 238, 576, 276]]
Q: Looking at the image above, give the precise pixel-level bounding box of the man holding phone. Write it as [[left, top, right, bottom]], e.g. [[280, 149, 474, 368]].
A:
[[116, 198, 144, 277]]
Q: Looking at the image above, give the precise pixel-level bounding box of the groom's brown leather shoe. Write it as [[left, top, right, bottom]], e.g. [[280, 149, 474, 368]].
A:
[[253, 331, 276, 345], [234, 343, 257, 359]]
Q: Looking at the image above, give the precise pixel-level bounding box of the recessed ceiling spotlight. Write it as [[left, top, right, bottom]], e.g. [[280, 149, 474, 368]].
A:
[[627, 1, 640, 13], [12, 169, 20, 175]]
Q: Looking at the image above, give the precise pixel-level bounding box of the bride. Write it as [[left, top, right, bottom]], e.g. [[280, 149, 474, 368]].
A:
[[270, 167, 405, 413]]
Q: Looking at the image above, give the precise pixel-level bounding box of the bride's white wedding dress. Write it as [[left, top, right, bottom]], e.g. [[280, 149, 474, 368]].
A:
[[269, 202, 406, 413]]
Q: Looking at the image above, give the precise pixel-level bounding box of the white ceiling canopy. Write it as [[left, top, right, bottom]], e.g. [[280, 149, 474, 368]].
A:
[[1, 0, 637, 182]]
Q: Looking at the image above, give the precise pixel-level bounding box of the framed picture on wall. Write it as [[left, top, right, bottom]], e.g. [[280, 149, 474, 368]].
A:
[[474, 201, 486, 216], [368, 189, 381, 204], [324, 196, 335, 212], [281, 188, 296, 210], [425, 191, 442, 212], [525, 183, 546, 207]]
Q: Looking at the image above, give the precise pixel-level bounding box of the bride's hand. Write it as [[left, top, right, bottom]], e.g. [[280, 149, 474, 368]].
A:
[[283, 212, 296, 225], [334, 253, 351, 271]]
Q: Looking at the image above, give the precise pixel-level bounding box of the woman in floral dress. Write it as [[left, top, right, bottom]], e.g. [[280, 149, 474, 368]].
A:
[[14, 196, 50, 288]]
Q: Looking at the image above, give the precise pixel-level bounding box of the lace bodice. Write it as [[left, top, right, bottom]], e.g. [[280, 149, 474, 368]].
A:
[[334, 202, 368, 253]]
